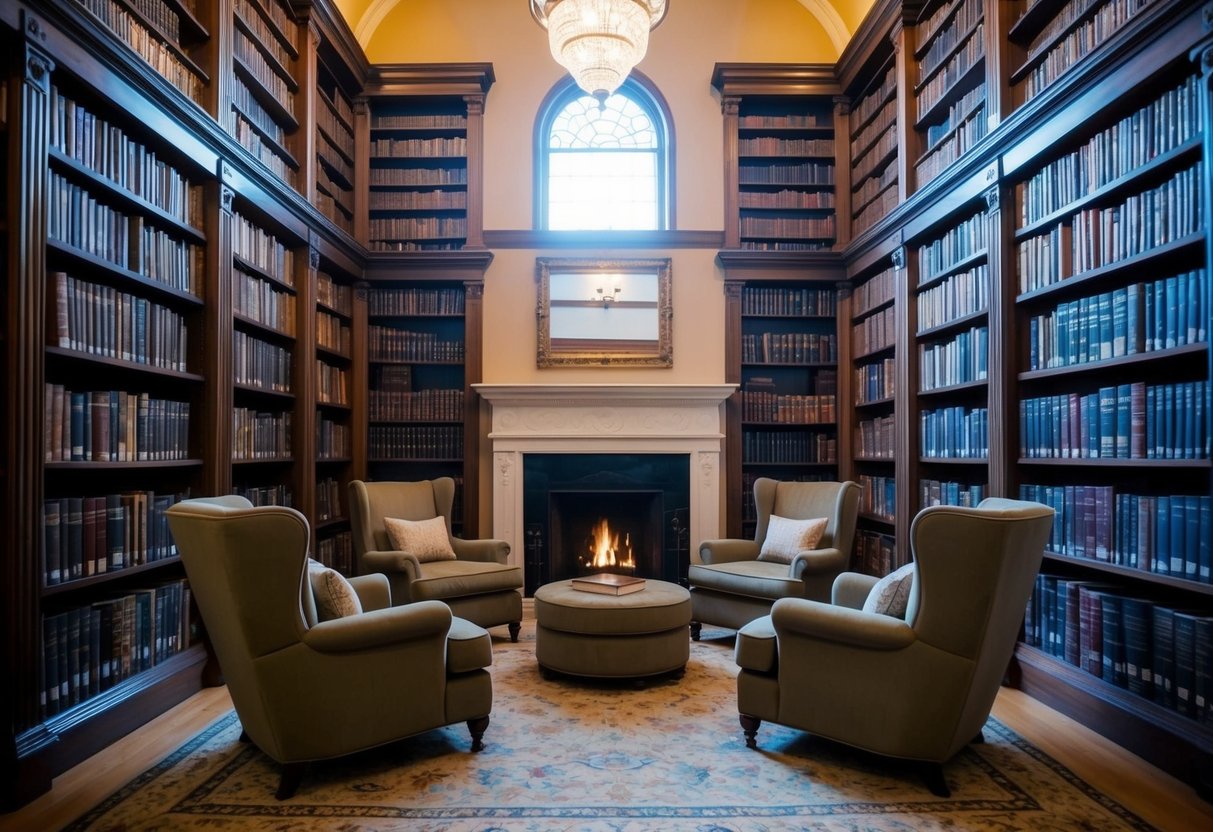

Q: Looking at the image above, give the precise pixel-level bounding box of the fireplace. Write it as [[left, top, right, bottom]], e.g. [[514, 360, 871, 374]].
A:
[[474, 383, 737, 593], [522, 453, 689, 593]]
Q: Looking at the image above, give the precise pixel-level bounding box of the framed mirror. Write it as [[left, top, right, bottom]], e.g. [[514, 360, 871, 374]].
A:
[[536, 257, 673, 367]]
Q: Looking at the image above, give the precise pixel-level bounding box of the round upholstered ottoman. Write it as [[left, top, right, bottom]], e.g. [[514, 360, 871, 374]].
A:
[[533, 578, 691, 680]]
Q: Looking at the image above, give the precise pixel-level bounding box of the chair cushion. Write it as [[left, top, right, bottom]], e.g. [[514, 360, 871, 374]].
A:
[[384, 515, 457, 562], [308, 561, 363, 621], [409, 560, 524, 602], [735, 615, 778, 673], [688, 561, 804, 600], [446, 616, 493, 674], [862, 562, 915, 619], [757, 515, 828, 564]]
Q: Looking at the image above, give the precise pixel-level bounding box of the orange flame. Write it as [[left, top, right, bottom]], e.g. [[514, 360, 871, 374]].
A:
[[585, 517, 635, 571]]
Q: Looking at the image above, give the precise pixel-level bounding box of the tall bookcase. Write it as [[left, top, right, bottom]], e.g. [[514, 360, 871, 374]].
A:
[[847, 57, 899, 239]]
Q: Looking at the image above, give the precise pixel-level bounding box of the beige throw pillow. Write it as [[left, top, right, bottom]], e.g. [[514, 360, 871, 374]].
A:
[[862, 562, 915, 619], [384, 515, 457, 562], [757, 515, 828, 564], [308, 560, 363, 622]]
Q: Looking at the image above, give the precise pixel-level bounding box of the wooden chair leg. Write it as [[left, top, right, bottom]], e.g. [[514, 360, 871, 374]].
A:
[[508, 622, 521, 643], [739, 714, 761, 749], [921, 763, 950, 797], [690, 621, 702, 642], [276, 762, 306, 800], [467, 716, 490, 752]]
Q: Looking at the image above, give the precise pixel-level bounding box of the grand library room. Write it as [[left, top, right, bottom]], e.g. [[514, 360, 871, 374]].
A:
[[1, 0, 1213, 829]]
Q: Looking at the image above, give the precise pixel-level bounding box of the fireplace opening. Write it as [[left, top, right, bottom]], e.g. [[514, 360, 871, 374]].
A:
[[549, 490, 662, 579]]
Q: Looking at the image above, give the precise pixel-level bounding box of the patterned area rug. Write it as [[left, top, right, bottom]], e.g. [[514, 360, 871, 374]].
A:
[[67, 622, 1155, 831]]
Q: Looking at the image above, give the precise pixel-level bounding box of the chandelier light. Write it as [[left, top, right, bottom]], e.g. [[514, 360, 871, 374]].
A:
[[530, 0, 669, 103]]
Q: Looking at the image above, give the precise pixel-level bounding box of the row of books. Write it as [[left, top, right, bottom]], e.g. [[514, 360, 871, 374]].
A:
[[741, 331, 837, 364], [858, 474, 895, 521], [918, 325, 989, 391], [369, 426, 463, 459], [316, 416, 350, 459], [315, 531, 354, 575], [370, 137, 467, 158], [741, 286, 836, 317], [232, 212, 294, 285], [852, 306, 895, 355], [854, 149, 898, 206], [743, 431, 837, 465], [740, 241, 834, 252], [1018, 75, 1200, 226], [234, 29, 293, 113], [49, 88, 199, 226], [917, 99, 987, 189], [317, 311, 351, 355], [369, 287, 465, 316], [49, 173, 200, 293], [738, 137, 835, 156], [130, 0, 186, 42], [234, 0, 293, 70], [372, 364, 412, 392], [854, 125, 898, 184], [369, 389, 465, 422], [917, 264, 989, 332], [853, 172, 899, 235], [234, 484, 292, 506], [233, 270, 295, 336], [853, 266, 896, 318], [920, 405, 989, 459], [42, 490, 186, 584], [739, 114, 828, 129], [369, 217, 468, 240], [1020, 483, 1211, 581], [855, 357, 896, 404], [1024, 577, 1212, 721], [233, 331, 292, 392], [739, 216, 837, 239], [41, 579, 192, 719], [44, 385, 191, 462], [232, 406, 292, 460], [74, 0, 203, 102], [849, 65, 896, 135], [922, 81, 986, 152], [317, 127, 353, 180], [740, 392, 837, 425], [855, 414, 895, 458], [1019, 381, 1209, 460], [919, 211, 987, 282], [368, 167, 467, 187], [53, 273, 188, 371], [920, 480, 986, 508], [317, 361, 348, 405], [918, 0, 983, 82], [372, 114, 466, 129], [245, 0, 296, 49], [851, 95, 895, 159], [369, 190, 468, 211], [738, 190, 835, 210], [917, 23, 983, 117], [739, 161, 834, 186], [368, 327, 465, 362], [316, 272, 353, 316], [232, 114, 294, 185], [316, 476, 342, 522], [853, 530, 897, 577], [232, 78, 288, 147]]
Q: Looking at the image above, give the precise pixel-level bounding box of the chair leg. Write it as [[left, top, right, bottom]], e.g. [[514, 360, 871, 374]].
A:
[[467, 716, 490, 752], [275, 762, 306, 800], [508, 622, 521, 643], [690, 621, 702, 641], [739, 714, 761, 749], [921, 763, 951, 798]]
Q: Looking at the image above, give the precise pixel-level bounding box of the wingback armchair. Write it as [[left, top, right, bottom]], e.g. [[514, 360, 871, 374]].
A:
[[348, 478, 523, 641], [166, 496, 494, 799], [733, 498, 1054, 795], [689, 479, 860, 639]]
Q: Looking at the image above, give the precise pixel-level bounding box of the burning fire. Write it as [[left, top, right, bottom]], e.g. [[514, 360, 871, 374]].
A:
[[584, 517, 636, 571]]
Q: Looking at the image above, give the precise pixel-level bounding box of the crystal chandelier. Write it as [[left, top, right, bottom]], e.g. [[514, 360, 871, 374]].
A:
[[530, 0, 669, 103]]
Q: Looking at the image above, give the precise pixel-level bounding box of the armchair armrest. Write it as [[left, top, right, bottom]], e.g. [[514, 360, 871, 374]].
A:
[[347, 574, 391, 612], [789, 546, 849, 579], [771, 597, 916, 651], [699, 538, 760, 565], [361, 549, 423, 579], [832, 572, 879, 610], [303, 600, 451, 653], [452, 537, 511, 564]]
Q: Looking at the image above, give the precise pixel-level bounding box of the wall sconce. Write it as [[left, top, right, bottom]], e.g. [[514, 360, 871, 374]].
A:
[[594, 285, 622, 308]]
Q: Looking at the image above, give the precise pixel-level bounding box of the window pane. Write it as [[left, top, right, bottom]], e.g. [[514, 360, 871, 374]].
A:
[[548, 151, 658, 231]]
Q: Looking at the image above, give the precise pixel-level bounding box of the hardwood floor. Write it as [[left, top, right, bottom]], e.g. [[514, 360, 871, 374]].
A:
[[4, 681, 1212, 831]]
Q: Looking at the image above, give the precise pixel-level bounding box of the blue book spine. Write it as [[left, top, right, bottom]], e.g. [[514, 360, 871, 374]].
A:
[[1174, 612, 1198, 717], [1155, 496, 1171, 576], [1170, 496, 1186, 576], [1200, 496, 1211, 583], [1152, 606, 1175, 709], [1115, 384, 1131, 459], [1126, 282, 1142, 355], [1121, 597, 1154, 698], [1194, 617, 1213, 724]]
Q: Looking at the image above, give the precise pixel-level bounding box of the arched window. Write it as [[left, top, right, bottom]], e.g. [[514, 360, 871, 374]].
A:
[[536, 76, 673, 231]]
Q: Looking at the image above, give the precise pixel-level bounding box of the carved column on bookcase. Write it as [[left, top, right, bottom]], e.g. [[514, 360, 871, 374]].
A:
[[352, 97, 370, 245], [1199, 36, 1213, 501], [203, 164, 235, 496], [463, 279, 484, 537], [984, 0, 1013, 129], [1, 20, 54, 807], [890, 19, 915, 201], [464, 94, 486, 249], [833, 96, 852, 247], [724, 279, 744, 537], [351, 281, 370, 482], [836, 282, 855, 483], [195, 0, 225, 122], [298, 18, 321, 206], [721, 96, 741, 250], [891, 244, 915, 563], [983, 165, 1016, 498], [297, 244, 320, 543]]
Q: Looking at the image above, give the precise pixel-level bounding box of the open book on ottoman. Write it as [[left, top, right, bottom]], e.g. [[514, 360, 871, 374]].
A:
[[571, 573, 647, 595]]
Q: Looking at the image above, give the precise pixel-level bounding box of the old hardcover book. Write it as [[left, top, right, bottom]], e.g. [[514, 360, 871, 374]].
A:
[[571, 573, 646, 596]]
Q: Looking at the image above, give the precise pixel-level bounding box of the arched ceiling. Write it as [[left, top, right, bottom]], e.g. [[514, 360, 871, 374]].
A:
[[332, 0, 873, 58]]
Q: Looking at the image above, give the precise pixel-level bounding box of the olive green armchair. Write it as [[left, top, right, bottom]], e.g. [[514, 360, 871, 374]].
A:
[[349, 478, 523, 641], [733, 498, 1054, 796], [166, 496, 494, 799], [690, 479, 860, 639]]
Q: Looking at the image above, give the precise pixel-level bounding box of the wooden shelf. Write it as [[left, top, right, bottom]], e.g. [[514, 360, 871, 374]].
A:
[[916, 248, 988, 291], [917, 378, 988, 398], [1018, 342, 1208, 382], [914, 57, 984, 131], [44, 347, 203, 382], [232, 252, 297, 291], [915, 308, 988, 340], [41, 555, 185, 598], [46, 240, 202, 307], [243, 0, 299, 59], [1041, 550, 1213, 597], [1017, 457, 1211, 468], [233, 54, 299, 132]]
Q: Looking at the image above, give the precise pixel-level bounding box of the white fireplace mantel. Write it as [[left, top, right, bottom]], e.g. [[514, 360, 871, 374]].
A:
[[474, 384, 737, 569]]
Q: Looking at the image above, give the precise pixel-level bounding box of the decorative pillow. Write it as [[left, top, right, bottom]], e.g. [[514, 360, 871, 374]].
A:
[[862, 562, 916, 619], [308, 560, 363, 622], [384, 515, 457, 562], [757, 515, 828, 564]]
